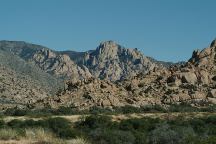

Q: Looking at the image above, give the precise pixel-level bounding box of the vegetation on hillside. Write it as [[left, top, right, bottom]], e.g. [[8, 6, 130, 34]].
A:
[[3, 104, 216, 117], [0, 114, 216, 144]]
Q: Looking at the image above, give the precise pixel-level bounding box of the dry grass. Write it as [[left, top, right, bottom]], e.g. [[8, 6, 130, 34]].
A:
[[25, 128, 65, 144], [0, 128, 91, 144], [0, 139, 32, 144], [66, 137, 90, 144], [0, 128, 20, 140], [0, 128, 65, 144]]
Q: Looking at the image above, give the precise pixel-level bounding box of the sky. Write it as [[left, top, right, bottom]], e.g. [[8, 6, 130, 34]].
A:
[[0, 0, 216, 62]]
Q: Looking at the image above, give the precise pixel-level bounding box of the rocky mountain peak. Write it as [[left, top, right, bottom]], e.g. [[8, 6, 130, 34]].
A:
[[189, 39, 216, 68], [95, 40, 120, 59], [98, 40, 119, 49], [80, 41, 158, 81], [210, 38, 216, 48]]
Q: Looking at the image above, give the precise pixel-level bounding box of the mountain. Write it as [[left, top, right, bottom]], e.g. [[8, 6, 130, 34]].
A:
[[0, 40, 163, 109], [0, 40, 161, 82], [147, 57, 185, 68], [47, 39, 216, 109], [77, 41, 158, 80], [2, 39, 216, 111], [0, 41, 63, 93]]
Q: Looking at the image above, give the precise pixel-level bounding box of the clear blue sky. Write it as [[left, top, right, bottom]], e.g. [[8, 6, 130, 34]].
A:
[[0, 0, 216, 62]]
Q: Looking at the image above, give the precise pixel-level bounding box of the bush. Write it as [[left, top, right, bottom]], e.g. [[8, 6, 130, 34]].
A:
[[205, 115, 216, 124], [168, 103, 198, 112], [4, 108, 27, 116], [141, 105, 167, 113], [79, 115, 112, 129], [7, 117, 77, 139], [89, 129, 135, 144], [102, 130, 135, 144], [201, 104, 216, 112], [119, 118, 158, 132], [7, 119, 23, 128], [189, 118, 206, 134], [45, 117, 76, 139], [149, 124, 181, 144], [89, 106, 113, 115], [0, 120, 5, 128]]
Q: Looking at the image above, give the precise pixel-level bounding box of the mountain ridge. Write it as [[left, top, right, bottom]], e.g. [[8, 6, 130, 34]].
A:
[[1, 39, 216, 110]]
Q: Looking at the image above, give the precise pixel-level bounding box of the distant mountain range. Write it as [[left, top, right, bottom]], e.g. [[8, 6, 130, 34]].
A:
[[1, 39, 216, 110]]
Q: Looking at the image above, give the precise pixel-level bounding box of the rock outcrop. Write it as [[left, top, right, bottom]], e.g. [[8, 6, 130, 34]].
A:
[[47, 39, 216, 109], [80, 41, 157, 81], [32, 48, 92, 80]]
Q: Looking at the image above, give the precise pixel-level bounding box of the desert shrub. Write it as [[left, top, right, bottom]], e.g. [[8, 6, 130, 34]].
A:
[[43, 117, 76, 139], [141, 105, 167, 113], [201, 105, 216, 112], [119, 118, 160, 132], [172, 126, 196, 143], [121, 105, 142, 114], [7, 117, 77, 139], [102, 130, 135, 144], [27, 108, 53, 117], [0, 120, 5, 128], [4, 108, 27, 116], [78, 115, 112, 129], [7, 119, 23, 128], [201, 136, 216, 144], [148, 124, 180, 144], [53, 106, 75, 115], [89, 106, 113, 115], [204, 115, 216, 124], [89, 129, 135, 144], [77, 116, 163, 144], [168, 103, 199, 112], [133, 131, 148, 144], [188, 118, 206, 134], [207, 125, 216, 135]]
